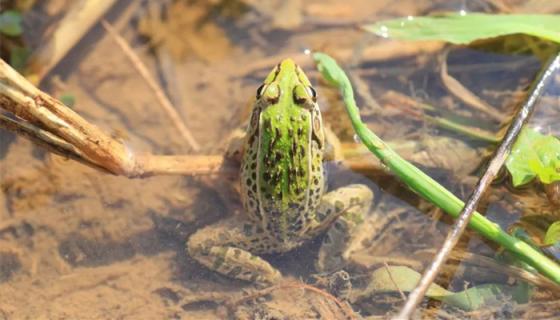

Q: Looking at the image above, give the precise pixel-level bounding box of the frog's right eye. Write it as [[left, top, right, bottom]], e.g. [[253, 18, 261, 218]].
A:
[[256, 84, 266, 99]]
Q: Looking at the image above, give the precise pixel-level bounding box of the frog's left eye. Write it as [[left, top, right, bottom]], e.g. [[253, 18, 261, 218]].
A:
[[293, 85, 315, 108], [307, 86, 317, 101], [256, 84, 266, 99]]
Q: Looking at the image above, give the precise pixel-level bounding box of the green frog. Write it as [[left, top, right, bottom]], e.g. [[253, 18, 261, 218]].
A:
[[187, 59, 373, 283]]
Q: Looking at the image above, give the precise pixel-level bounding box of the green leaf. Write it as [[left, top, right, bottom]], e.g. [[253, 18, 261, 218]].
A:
[[363, 266, 529, 311], [544, 221, 560, 246], [363, 13, 560, 44], [9, 46, 30, 71], [59, 93, 76, 108], [544, 221, 560, 262], [0, 10, 23, 36], [505, 128, 560, 187]]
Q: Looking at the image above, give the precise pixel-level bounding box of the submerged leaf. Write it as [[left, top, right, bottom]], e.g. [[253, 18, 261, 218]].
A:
[[59, 94, 76, 108], [362, 266, 529, 311], [363, 13, 560, 44], [9, 46, 30, 71], [505, 128, 560, 187], [0, 10, 23, 36]]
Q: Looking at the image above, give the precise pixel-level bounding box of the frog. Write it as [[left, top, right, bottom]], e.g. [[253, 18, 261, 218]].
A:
[[187, 59, 373, 283]]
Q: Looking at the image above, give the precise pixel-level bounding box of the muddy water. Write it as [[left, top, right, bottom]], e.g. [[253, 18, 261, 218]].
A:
[[1, 1, 559, 319]]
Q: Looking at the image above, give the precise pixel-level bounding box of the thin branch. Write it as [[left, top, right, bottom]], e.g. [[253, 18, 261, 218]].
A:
[[381, 90, 500, 143], [133, 154, 236, 177], [384, 262, 407, 301], [100, 19, 200, 151], [0, 113, 110, 173], [1, 58, 136, 175], [448, 251, 560, 293], [440, 48, 507, 123], [394, 51, 560, 320], [26, 0, 118, 83]]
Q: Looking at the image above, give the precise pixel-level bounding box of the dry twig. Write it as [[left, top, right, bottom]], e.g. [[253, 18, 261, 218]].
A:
[[440, 48, 506, 123], [26, 0, 119, 83], [448, 251, 560, 293], [1, 58, 135, 175], [383, 262, 406, 301], [381, 90, 500, 143], [0, 58, 222, 177], [100, 20, 200, 151]]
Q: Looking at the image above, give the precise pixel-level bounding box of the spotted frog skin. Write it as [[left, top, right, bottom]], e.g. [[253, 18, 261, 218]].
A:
[[187, 59, 373, 283]]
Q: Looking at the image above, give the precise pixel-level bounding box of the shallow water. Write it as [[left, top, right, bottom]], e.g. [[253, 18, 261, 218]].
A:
[[1, 0, 560, 319]]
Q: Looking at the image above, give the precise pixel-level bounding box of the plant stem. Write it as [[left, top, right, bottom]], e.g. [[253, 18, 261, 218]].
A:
[[313, 52, 560, 284], [425, 115, 500, 144]]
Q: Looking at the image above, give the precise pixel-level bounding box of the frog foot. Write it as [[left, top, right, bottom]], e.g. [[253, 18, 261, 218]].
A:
[[314, 184, 374, 273], [187, 217, 282, 284], [310, 269, 352, 301]]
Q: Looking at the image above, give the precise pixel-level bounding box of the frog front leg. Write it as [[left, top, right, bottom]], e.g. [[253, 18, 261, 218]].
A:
[[187, 217, 282, 284], [307, 184, 374, 273]]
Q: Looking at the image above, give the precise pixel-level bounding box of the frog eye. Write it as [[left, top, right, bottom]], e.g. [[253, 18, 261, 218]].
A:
[[293, 85, 314, 108], [256, 84, 266, 99], [307, 86, 317, 102], [264, 84, 280, 103]]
